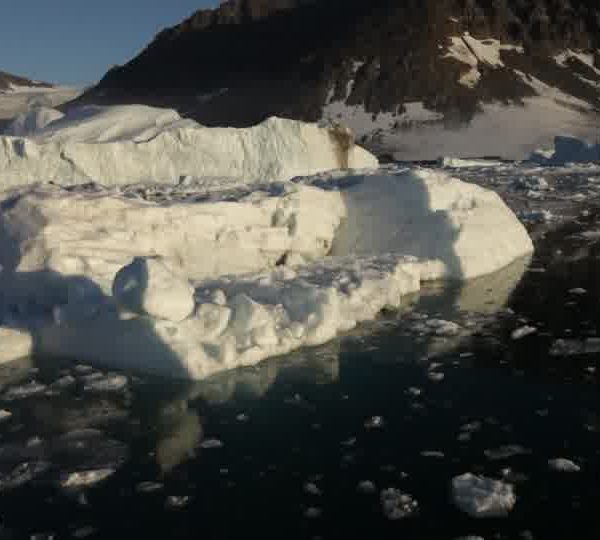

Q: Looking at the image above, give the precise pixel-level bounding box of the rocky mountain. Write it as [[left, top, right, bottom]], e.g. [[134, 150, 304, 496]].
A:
[[71, 0, 600, 158], [0, 71, 52, 92]]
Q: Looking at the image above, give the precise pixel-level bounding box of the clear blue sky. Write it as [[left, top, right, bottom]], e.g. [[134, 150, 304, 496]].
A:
[[0, 1, 219, 87]]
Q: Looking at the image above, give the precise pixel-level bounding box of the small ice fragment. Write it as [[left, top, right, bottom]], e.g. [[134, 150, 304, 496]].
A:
[[3, 381, 47, 400], [511, 326, 537, 340], [548, 458, 581, 473], [341, 437, 357, 447], [74, 364, 94, 374], [451, 473, 516, 518], [236, 413, 249, 422], [136, 481, 163, 493], [428, 372, 445, 382], [0, 461, 51, 491], [549, 338, 600, 356], [50, 375, 76, 390], [406, 387, 422, 396], [0, 409, 12, 422], [484, 445, 530, 460], [380, 488, 419, 520], [166, 495, 191, 508], [420, 450, 445, 459], [357, 480, 376, 494], [201, 438, 224, 449], [60, 468, 116, 489], [569, 288, 587, 295], [364, 416, 385, 429], [27, 436, 44, 447], [304, 482, 322, 496], [83, 374, 127, 393], [72, 526, 96, 539], [304, 507, 322, 519]]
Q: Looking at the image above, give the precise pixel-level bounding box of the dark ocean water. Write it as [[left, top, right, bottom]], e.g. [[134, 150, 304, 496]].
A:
[[0, 212, 599, 539]]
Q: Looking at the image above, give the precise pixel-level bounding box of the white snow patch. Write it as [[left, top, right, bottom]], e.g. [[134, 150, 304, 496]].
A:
[[452, 473, 516, 518]]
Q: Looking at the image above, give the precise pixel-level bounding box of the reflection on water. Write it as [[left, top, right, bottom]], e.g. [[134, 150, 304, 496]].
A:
[[0, 257, 543, 538], [0, 257, 531, 476]]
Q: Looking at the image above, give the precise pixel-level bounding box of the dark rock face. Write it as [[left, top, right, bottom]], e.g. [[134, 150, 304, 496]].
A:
[[0, 71, 52, 91], [75, 0, 600, 132]]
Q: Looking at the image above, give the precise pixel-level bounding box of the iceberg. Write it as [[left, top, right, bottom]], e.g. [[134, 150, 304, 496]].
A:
[[0, 106, 377, 187], [0, 167, 533, 379]]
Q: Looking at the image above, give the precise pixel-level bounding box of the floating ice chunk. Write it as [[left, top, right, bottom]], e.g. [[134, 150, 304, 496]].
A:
[[568, 288, 587, 295], [304, 482, 322, 496], [3, 381, 47, 400], [550, 338, 600, 356], [420, 451, 445, 459], [165, 495, 191, 508], [380, 488, 419, 520], [136, 481, 164, 493], [304, 507, 322, 519], [60, 468, 116, 489], [484, 445, 530, 460], [364, 416, 385, 429], [548, 458, 581, 473], [200, 438, 224, 449], [0, 461, 51, 491], [451, 473, 516, 518], [0, 328, 33, 364], [357, 480, 377, 494], [113, 257, 195, 322], [511, 325, 537, 340], [0, 409, 12, 422], [82, 373, 128, 393], [50, 375, 76, 390]]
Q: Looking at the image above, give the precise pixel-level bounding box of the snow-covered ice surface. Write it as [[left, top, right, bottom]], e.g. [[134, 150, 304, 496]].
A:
[[0, 165, 531, 379], [0, 107, 377, 187]]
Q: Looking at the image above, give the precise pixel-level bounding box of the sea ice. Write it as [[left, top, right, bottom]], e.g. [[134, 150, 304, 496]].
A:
[[451, 473, 516, 518], [380, 488, 419, 520], [548, 458, 581, 473]]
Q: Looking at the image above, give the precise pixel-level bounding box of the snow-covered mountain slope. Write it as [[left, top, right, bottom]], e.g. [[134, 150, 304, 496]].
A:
[[0, 109, 376, 187], [0, 167, 533, 379], [73, 0, 600, 160]]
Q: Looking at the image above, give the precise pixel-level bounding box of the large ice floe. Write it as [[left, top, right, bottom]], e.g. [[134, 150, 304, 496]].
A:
[[0, 105, 376, 186], [0, 160, 532, 379]]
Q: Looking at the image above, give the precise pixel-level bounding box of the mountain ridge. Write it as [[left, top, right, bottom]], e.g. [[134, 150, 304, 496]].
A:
[[64, 0, 600, 158]]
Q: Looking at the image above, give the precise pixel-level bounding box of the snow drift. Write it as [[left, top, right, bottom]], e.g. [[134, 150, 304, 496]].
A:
[[0, 106, 377, 187], [0, 167, 533, 379]]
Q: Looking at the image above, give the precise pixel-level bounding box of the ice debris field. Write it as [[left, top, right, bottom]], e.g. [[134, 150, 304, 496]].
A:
[[0, 104, 539, 379]]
